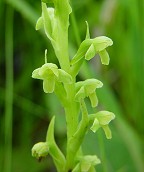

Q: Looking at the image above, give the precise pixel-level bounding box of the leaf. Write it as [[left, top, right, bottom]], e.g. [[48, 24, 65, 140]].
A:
[[46, 116, 66, 171]]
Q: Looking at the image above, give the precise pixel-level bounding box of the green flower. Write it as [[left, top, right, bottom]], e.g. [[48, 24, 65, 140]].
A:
[[75, 79, 103, 107], [90, 111, 115, 139], [71, 36, 113, 65], [32, 63, 72, 93], [32, 142, 49, 160], [72, 155, 101, 172]]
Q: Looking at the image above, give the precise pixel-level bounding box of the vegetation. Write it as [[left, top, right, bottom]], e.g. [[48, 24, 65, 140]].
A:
[[1, 0, 144, 172]]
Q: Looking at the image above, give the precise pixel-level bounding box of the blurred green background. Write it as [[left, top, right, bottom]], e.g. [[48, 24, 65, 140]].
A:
[[0, 0, 144, 171]]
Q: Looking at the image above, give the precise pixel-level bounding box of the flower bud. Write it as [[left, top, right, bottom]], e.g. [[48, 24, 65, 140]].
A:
[[32, 142, 49, 160]]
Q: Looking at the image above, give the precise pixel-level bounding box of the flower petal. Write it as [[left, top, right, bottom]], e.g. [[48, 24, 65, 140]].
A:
[[102, 125, 112, 139], [43, 78, 55, 93], [90, 118, 100, 133], [81, 155, 101, 171], [89, 92, 98, 107], [99, 49, 110, 65], [32, 68, 43, 79], [85, 44, 96, 61]]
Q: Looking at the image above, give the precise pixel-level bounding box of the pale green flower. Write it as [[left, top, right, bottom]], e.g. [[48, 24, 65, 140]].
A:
[[90, 111, 115, 139], [32, 63, 72, 93], [75, 79, 103, 107], [71, 36, 113, 65], [72, 155, 101, 172]]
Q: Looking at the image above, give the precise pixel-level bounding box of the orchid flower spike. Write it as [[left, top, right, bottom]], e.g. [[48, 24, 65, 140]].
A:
[[75, 79, 103, 107], [90, 111, 115, 139]]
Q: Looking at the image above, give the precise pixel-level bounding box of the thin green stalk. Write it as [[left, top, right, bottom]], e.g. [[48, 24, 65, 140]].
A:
[[55, 31, 70, 72], [64, 84, 79, 170], [97, 131, 107, 172], [4, 6, 14, 172]]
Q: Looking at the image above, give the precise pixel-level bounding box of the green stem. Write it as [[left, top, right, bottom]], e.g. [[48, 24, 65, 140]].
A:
[[65, 99, 89, 171], [64, 83, 79, 139], [54, 27, 70, 72], [63, 83, 79, 171], [4, 6, 14, 172]]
